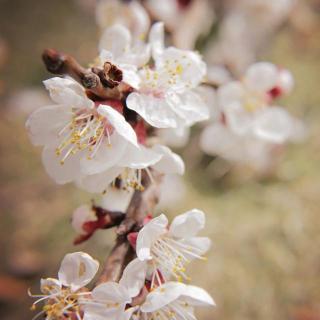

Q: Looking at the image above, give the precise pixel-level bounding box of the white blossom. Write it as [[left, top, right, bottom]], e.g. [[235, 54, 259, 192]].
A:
[[215, 62, 303, 143], [136, 210, 211, 282], [96, 0, 150, 42], [145, 0, 214, 50], [26, 77, 161, 188], [126, 22, 209, 129], [29, 252, 99, 320], [125, 282, 215, 320], [83, 258, 147, 320]]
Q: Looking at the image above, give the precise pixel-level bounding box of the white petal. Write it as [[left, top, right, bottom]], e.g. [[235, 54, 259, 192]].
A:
[[140, 282, 186, 312], [43, 77, 92, 108], [99, 24, 131, 58], [200, 123, 241, 158], [76, 167, 123, 194], [174, 90, 210, 126], [126, 92, 178, 128], [253, 106, 293, 143], [245, 62, 279, 93], [119, 258, 147, 298], [158, 126, 190, 148], [72, 205, 96, 235], [91, 282, 131, 304], [136, 214, 168, 261], [58, 252, 99, 291], [40, 278, 61, 294], [169, 209, 205, 238], [100, 187, 134, 212], [117, 143, 162, 169], [156, 47, 206, 89], [217, 81, 244, 109], [97, 105, 138, 146], [181, 285, 215, 306], [224, 102, 254, 135], [278, 68, 294, 94], [149, 22, 165, 60], [42, 147, 81, 184], [26, 104, 72, 147], [151, 145, 185, 175], [179, 237, 211, 259], [119, 63, 141, 88], [80, 132, 128, 175]]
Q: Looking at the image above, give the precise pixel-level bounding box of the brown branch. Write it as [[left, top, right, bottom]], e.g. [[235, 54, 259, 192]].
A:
[[42, 49, 121, 100], [96, 170, 163, 284]]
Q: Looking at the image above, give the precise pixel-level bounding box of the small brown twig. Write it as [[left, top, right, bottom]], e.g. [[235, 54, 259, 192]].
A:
[[42, 49, 121, 100], [96, 170, 163, 284]]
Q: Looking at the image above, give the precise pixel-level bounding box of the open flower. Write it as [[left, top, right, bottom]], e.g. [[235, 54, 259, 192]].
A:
[[26, 77, 161, 187], [76, 143, 185, 194], [136, 209, 211, 282], [29, 252, 99, 320], [125, 282, 215, 320], [83, 258, 147, 320], [126, 22, 209, 129], [216, 62, 303, 143]]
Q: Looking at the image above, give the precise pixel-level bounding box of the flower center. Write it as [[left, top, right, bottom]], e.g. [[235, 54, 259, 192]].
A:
[[56, 109, 113, 165]]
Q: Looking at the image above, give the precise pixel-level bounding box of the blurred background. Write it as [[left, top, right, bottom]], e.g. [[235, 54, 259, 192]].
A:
[[0, 0, 320, 319]]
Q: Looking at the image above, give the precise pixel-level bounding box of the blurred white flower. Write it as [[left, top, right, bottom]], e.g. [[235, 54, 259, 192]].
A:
[[205, 0, 295, 74], [29, 252, 99, 319], [215, 62, 302, 144], [200, 62, 305, 172], [136, 210, 211, 282], [96, 0, 150, 41], [126, 22, 209, 129], [145, 0, 215, 49]]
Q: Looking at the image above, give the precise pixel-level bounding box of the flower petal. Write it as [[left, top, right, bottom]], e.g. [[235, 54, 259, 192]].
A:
[[169, 209, 205, 238], [76, 167, 123, 194], [72, 205, 96, 235], [40, 278, 61, 294], [181, 285, 215, 306], [174, 90, 210, 126], [43, 77, 92, 108], [80, 132, 128, 175], [99, 24, 131, 58], [119, 258, 147, 298], [126, 92, 178, 128], [58, 252, 99, 291], [253, 106, 294, 143], [42, 147, 82, 184], [26, 104, 72, 147], [140, 282, 186, 312], [97, 104, 138, 147], [217, 81, 244, 109], [117, 143, 162, 169], [91, 282, 131, 304], [100, 186, 134, 212], [136, 214, 168, 261], [149, 22, 165, 60], [245, 62, 278, 93], [151, 145, 185, 175]]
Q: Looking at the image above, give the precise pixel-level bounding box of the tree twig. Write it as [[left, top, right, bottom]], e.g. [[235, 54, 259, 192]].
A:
[[96, 170, 163, 284], [42, 48, 121, 100]]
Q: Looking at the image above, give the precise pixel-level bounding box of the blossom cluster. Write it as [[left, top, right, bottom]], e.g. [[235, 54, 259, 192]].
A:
[[30, 210, 214, 320], [26, 21, 208, 194], [200, 62, 305, 172]]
